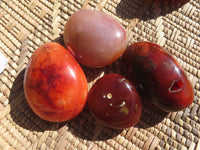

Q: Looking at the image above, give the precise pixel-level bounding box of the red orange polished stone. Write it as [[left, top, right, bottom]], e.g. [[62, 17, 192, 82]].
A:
[[24, 42, 88, 122]]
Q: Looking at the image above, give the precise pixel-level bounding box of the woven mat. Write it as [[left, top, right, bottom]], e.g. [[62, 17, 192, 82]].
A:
[[0, 0, 200, 149]]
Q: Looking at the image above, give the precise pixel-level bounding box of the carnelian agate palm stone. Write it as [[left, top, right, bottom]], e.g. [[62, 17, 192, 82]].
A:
[[87, 74, 141, 129], [64, 9, 127, 68], [122, 42, 194, 112], [24, 42, 88, 122]]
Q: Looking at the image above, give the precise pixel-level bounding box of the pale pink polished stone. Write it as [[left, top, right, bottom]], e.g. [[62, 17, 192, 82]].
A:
[[64, 9, 127, 68]]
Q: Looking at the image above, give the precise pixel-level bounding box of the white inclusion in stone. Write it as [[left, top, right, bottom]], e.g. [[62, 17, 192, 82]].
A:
[[102, 94, 106, 99], [120, 101, 126, 107], [107, 93, 112, 99]]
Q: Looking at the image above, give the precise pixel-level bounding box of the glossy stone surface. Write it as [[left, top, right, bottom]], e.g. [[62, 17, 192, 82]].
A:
[[64, 9, 127, 68], [122, 42, 194, 112], [87, 74, 141, 129], [24, 42, 88, 122]]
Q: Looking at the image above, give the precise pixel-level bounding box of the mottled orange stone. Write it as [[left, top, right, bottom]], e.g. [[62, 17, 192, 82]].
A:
[[24, 42, 88, 122]]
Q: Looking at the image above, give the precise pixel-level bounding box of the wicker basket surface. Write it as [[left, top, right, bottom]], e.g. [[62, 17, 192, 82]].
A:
[[0, 0, 200, 150]]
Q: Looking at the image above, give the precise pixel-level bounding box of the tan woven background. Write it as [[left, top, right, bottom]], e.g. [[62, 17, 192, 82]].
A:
[[0, 0, 200, 149]]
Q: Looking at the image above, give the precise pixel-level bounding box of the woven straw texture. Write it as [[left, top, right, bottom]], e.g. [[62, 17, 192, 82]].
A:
[[0, 0, 200, 149]]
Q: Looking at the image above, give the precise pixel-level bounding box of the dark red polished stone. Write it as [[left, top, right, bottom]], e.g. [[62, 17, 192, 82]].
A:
[[122, 41, 194, 112]]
